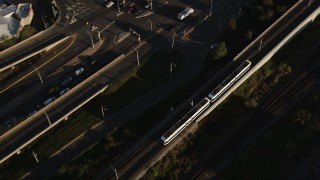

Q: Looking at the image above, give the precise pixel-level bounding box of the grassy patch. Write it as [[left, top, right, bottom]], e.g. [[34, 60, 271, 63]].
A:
[[53, 89, 188, 179], [0, 110, 100, 179], [85, 50, 183, 116], [33, 111, 101, 159]]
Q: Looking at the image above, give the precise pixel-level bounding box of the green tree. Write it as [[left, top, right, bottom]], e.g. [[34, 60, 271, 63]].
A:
[[211, 42, 228, 60], [245, 30, 253, 41], [228, 17, 237, 31], [262, 0, 273, 7], [19, 25, 37, 40], [276, 6, 288, 14], [265, 9, 274, 20]]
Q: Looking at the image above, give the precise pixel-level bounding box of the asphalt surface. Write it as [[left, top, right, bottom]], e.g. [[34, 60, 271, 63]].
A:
[[99, 0, 320, 179], [0, 0, 318, 178]]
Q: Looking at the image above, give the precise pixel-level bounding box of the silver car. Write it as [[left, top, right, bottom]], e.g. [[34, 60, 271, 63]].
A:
[[74, 68, 84, 76]]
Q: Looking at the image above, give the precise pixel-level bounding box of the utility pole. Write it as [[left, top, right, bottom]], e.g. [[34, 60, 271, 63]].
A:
[[101, 105, 106, 117], [135, 49, 140, 66], [170, 62, 176, 76], [171, 31, 176, 50], [44, 111, 52, 126], [258, 39, 263, 52], [236, 4, 241, 16], [86, 30, 95, 49], [32, 150, 39, 163], [30, 63, 43, 84], [98, 20, 115, 42], [145, 18, 152, 34], [111, 165, 119, 179]]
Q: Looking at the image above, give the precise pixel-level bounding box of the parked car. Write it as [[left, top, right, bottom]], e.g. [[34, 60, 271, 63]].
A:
[[59, 88, 70, 96], [48, 86, 59, 94], [4, 117, 16, 127], [105, 1, 114, 8], [62, 76, 73, 85], [74, 68, 85, 76], [144, 2, 151, 9], [26, 110, 37, 119], [43, 97, 56, 106]]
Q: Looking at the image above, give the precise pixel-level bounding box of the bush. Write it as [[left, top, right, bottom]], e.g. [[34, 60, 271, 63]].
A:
[[19, 25, 37, 40], [210, 42, 228, 60]]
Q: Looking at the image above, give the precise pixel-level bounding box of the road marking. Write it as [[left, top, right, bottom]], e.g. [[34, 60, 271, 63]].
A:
[[58, 58, 65, 62], [0, 35, 77, 94]]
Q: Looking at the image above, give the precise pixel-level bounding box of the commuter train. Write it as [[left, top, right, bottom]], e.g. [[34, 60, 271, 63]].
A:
[[160, 60, 251, 145], [160, 98, 211, 145]]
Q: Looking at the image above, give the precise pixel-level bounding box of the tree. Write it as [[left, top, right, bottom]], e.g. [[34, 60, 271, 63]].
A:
[[276, 6, 288, 14], [19, 25, 37, 40], [245, 30, 253, 41], [228, 17, 237, 31], [211, 42, 228, 60], [262, 0, 273, 7]]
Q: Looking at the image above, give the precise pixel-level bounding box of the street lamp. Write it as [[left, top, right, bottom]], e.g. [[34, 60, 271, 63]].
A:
[[42, 15, 48, 29], [135, 49, 140, 66], [130, 28, 141, 43], [188, 99, 194, 107], [170, 62, 176, 76], [171, 31, 176, 50], [44, 111, 52, 126], [97, 20, 115, 42], [258, 38, 263, 52], [111, 165, 119, 179], [32, 150, 39, 163], [30, 62, 43, 84], [101, 105, 107, 117], [116, 0, 121, 13], [145, 18, 152, 34], [236, 4, 241, 16], [150, 0, 153, 10], [86, 30, 95, 49]]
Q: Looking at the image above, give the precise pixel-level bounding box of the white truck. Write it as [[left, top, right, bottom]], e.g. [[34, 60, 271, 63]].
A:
[[178, 7, 194, 20]]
